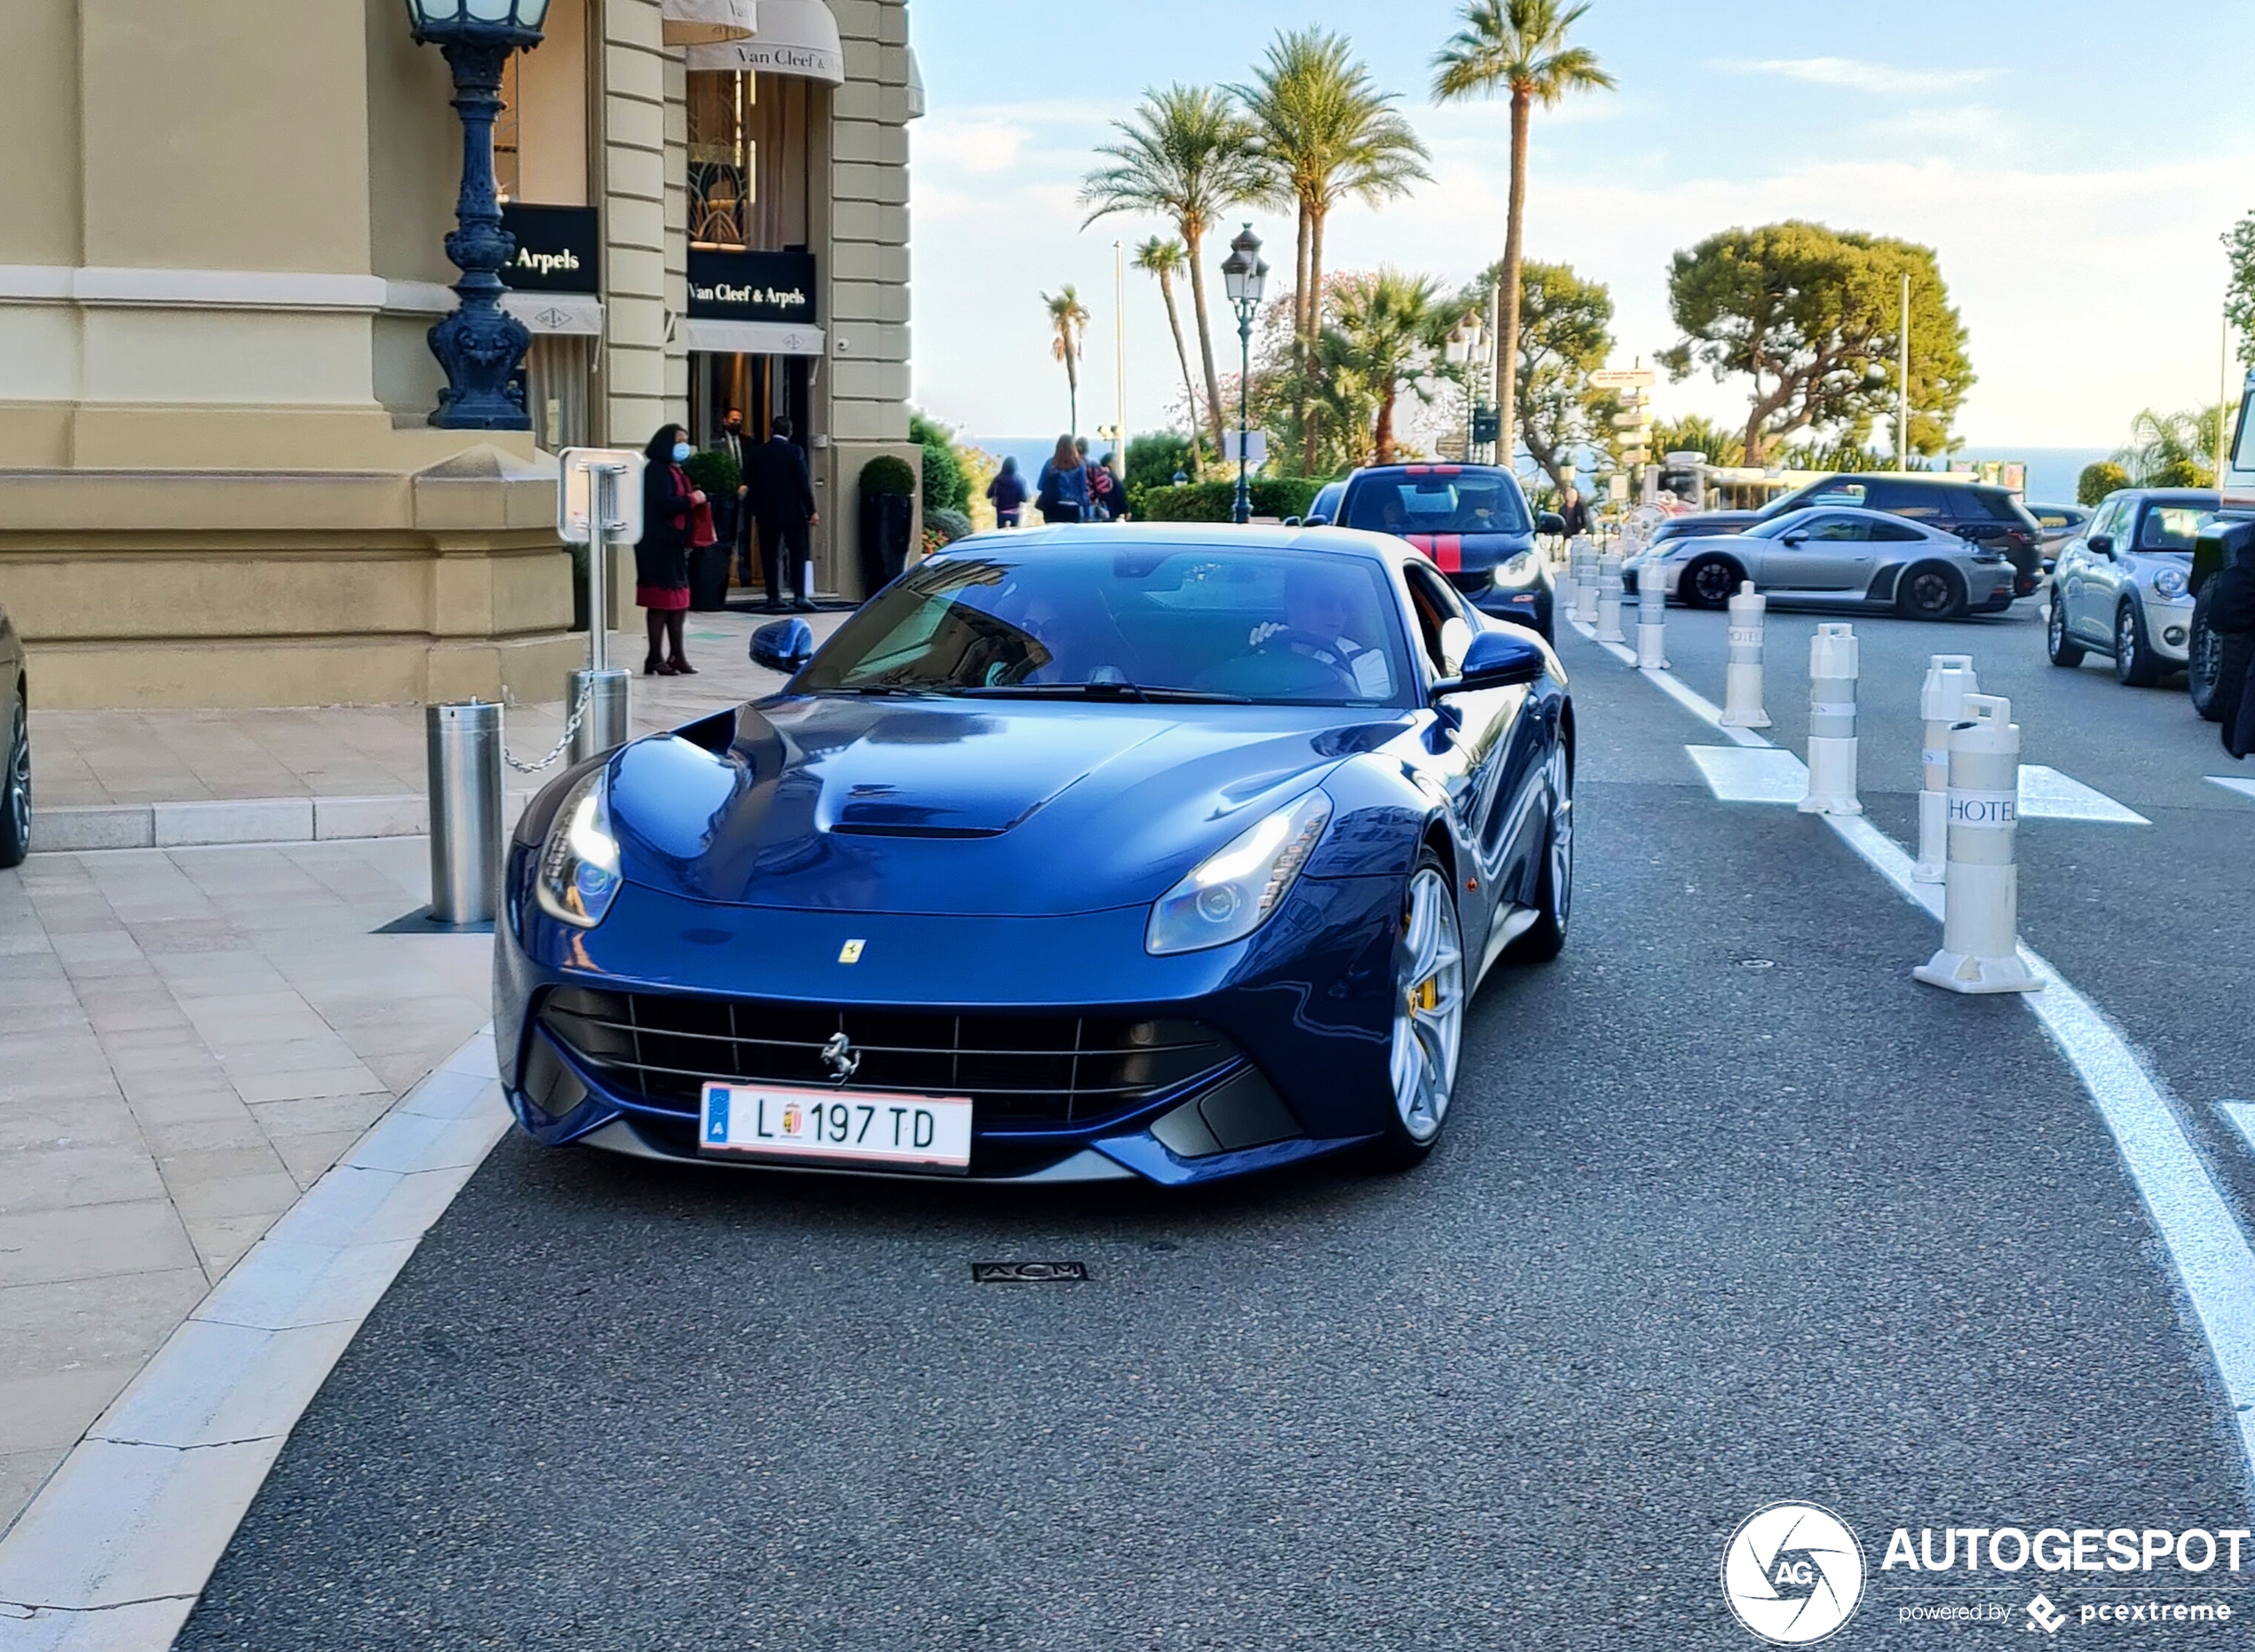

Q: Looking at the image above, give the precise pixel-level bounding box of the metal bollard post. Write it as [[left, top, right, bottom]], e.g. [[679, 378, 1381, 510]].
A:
[[1634, 550, 1669, 668], [426, 700, 503, 924], [1555, 535, 1581, 612], [567, 667, 633, 765], [1797, 622, 1862, 816], [1719, 581, 1771, 728], [1915, 694, 2042, 994], [1595, 549, 1626, 643], [1913, 654, 1981, 884], [1573, 539, 1601, 625]]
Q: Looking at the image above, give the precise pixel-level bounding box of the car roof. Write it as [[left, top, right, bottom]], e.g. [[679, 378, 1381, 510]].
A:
[[946, 521, 1409, 568], [2114, 488, 2219, 503], [1347, 463, 1519, 483]]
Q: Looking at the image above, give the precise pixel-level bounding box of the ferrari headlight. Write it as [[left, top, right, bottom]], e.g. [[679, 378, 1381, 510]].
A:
[[535, 768, 622, 929], [1492, 549, 1540, 589], [2153, 566, 2188, 599], [1146, 789, 1332, 956]]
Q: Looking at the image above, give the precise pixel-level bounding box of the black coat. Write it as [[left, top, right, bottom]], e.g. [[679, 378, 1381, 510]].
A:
[[635, 462, 693, 590], [2209, 556, 2255, 759], [745, 437, 816, 527]]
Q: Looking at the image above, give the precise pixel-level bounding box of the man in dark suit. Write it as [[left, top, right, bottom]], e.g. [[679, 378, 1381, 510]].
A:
[[713, 408, 754, 585], [743, 415, 819, 613]]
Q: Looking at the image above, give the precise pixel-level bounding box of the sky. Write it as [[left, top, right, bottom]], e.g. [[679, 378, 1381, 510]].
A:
[[904, 0, 2255, 454]]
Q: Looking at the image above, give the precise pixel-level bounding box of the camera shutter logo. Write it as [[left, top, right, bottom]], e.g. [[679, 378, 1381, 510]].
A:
[[1721, 1502, 1865, 1645]]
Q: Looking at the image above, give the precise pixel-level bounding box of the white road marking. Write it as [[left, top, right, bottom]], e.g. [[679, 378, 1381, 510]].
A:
[[2018, 765, 2148, 825], [1574, 623, 2255, 1481], [2209, 776, 2255, 803], [2219, 1102, 2255, 1157], [1685, 745, 1809, 803]]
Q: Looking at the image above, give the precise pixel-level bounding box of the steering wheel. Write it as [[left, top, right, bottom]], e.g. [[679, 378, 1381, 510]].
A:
[[1256, 628, 1362, 693]]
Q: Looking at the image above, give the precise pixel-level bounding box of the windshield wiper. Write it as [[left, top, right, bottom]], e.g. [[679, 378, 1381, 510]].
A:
[[958, 682, 1250, 704]]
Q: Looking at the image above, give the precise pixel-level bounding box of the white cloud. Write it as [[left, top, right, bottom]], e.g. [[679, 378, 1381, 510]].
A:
[[914, 117, 1036, 175], [1721, 57, 1998, 96]]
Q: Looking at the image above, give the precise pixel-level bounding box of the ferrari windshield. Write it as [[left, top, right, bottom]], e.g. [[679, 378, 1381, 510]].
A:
[[798, 546, 1417, 707], [1344, 474, 1531, 536]]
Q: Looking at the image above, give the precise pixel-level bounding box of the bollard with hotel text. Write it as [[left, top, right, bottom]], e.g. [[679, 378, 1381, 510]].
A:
[[1719, 581, 1770, 728], [1914, 693, 2043, 994], [1913, 654, 1980, 884]]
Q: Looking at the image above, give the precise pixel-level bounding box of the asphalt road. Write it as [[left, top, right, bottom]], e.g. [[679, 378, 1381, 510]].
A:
[[175, 615, 2255, 1650]]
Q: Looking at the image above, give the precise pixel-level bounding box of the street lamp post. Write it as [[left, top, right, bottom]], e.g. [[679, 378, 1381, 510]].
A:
[[401, 0, 551, 430], [1220, 225, 1268, 526]]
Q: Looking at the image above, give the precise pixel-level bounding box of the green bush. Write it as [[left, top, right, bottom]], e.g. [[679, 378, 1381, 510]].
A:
[[927, 506, 973, 545], [683, 448, 740, 495], [859, 454, 917, 499], [1137, 477, 1326, 523], [909, 411, 970, 513], [1125, 432, 1198, 516], [2077, 461, 2130, 507]]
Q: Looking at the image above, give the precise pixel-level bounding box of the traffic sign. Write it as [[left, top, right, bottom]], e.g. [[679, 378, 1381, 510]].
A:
[[1612, 411, 1650, 431], [1471, 407, 1501, 445], [1619, 448, 1651, 466], [1591, 368, 1658, 390]]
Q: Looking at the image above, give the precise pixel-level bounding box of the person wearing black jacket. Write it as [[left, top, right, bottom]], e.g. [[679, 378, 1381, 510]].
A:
[[2208, 533, 2255, 758], [714, 408, 753, 584], [744, 416, 819, 613]]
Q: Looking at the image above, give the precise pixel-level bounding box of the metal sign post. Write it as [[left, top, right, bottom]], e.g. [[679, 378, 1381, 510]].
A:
[[558, 448, 645, 762]]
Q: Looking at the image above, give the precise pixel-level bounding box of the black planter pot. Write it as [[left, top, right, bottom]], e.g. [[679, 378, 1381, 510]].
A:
[[858, 493, 914, 597]]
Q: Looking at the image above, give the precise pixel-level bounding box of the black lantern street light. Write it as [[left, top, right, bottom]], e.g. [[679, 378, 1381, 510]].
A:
[[1220, 224, 1268, 526], [402, 0, 550, 430]]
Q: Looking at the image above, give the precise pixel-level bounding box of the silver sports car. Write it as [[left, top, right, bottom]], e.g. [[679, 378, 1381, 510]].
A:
[[1625, 505, 2020, 620]]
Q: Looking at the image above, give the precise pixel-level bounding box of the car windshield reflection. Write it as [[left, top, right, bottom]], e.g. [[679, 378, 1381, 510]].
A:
[[796, 547, 1417, 707]]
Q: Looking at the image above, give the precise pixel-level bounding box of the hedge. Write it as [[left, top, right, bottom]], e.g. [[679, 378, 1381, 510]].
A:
[[1135, 477, 1327, 523], [859, 454, 917, 498]]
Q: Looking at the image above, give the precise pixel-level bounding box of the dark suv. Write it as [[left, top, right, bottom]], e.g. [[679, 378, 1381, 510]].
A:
[[1764, 475, 2045, 597], [1325, 463, 1565, 640]]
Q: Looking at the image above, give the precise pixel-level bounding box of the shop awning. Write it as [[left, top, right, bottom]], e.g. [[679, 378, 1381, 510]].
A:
[[662, 0, 755, 46], [907, 47, 925, 120], [684, 0, 843, 83], [685, 318, 826, 356]]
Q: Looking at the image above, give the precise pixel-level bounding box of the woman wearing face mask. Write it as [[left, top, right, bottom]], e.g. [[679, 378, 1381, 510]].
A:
[[635, 424, 705, 675]]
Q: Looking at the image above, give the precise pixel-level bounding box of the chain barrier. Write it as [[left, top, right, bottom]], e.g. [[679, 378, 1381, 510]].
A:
[[499, 676, 595, 776]]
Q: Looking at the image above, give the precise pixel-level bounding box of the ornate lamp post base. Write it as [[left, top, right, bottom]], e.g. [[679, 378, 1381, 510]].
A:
[[429, 38, 533, 430]]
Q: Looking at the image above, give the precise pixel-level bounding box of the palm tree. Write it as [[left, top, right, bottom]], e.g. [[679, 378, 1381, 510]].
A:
[[1324, 269, 1446, 463], [1043, 286, 1090, 433], [1081, 85, 1267, 460], [2116, 405, 2225, 488], [1433, 0, 1614, 462], [1133, 237, 1206, 475], [1233, 28, 1431, 469]]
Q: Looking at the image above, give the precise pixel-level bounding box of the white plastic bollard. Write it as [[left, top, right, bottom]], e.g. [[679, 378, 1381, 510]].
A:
[[1719, 581, 1771, 728], [1914, 694, 2042, 995], [1913, 654, 1981, 884], [1557, 534, 1585, 611], [1797, 622, 1862, 816], [1634, 553, 1669, 668], [1595, 549, 1626, 644], [1573, 539, 1601, 624]]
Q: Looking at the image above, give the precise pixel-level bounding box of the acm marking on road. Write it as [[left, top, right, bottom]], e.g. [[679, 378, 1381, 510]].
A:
[[1574, 620, 2255, 1479]]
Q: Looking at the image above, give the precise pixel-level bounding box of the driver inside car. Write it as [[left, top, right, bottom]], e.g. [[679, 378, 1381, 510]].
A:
[[1248, 566, 1392, 697]]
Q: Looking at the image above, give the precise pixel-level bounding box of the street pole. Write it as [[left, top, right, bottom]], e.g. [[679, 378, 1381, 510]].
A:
[[1114, 241, 1127, 467], [1896, 270, 1911, 472], [1234, 308, 1253, 524], [2220, 308, 2234, 484]]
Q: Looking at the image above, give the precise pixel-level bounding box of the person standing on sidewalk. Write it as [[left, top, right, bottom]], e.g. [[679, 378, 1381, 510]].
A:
[[987, 455, 1028, 528], [745, 415, 819, 613], [636, 424, 703, 676], [715, 407, 754, 585], [1035, 435, 1089, 525]]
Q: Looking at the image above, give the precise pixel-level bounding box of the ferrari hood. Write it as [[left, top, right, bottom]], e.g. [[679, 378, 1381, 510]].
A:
[[603, 695, 1379, 916]]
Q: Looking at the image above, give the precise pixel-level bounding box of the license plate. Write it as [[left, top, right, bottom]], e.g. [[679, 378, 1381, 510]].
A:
[[698, 1082, 973, 1171]]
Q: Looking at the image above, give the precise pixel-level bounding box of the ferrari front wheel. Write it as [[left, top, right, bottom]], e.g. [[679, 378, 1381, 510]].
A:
[[1368, 852, 1465, 1171]]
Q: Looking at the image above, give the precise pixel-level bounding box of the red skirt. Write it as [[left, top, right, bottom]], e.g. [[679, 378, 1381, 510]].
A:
[[637, 585, 691, 612]]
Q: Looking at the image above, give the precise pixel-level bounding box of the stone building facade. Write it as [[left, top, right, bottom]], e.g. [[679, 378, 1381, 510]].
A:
[[0, 0, 918, 708]]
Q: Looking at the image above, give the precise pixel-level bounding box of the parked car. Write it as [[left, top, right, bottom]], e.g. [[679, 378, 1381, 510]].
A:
[[1761, 473, 2046, 597], [1625, 504, 2018, 619], [2025, 502, 2091, 564], [1648, 512, 1759, 549], [2045, 488, 2216, 686], [1325, 463, 1565, 640], [0, 603, 26, 869], [1302, 480, 1347, 526], [2189, 522, 2255, 721], [496, 526, 1575, 1183]]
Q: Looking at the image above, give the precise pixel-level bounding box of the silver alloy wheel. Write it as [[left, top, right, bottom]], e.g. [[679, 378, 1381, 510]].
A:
[[1389, 866, 1465, 1142], [1545, 740, 1573, 930], [2048, 597, 2066, 651], [5, 703, 26, 846]]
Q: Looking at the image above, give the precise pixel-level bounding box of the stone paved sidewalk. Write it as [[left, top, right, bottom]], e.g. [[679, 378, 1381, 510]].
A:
[[0, 604, 844, 1537]]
